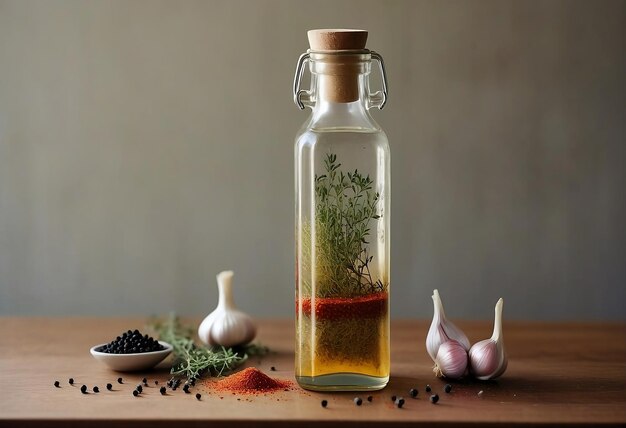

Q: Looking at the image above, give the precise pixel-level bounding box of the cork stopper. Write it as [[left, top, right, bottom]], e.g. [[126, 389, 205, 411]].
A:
[[307, 29, 369, 103], [307, 29, 368, 51]]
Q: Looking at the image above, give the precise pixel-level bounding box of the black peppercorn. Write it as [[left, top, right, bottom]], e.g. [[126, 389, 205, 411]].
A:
[[69, 378, 74, 385], [106, 383, 112, 391], [196, 393, 201, 400], [142, 378, 147, 386], [270, 366, 276, 371], [395, 398, 405, 408], [80, 385, 87, 394], [160, 386, 166, 395], [136, 385, 142, 393], [354, 397, 362, 406], [321, 400, 328, 408], [367, 396, 373, 402], [96, 330, 164, 354], [444, 384, 452, 393], [410, 388, 418, 398], [430, 394, 439, 404], [132, 390, 139, 397], [117, 377, 123, 384], [183, 384, 190, 393], [54, 381, 60, 388], [391, 395, 397, 402], [155, 380, 159, 385], [93, 386, 99, 393], [425, 385, 432, 393]]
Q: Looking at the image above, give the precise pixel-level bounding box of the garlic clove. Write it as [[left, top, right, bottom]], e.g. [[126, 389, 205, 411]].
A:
[[468, 339, 499, 377], [469, 298, 507, 380], [433, 339, 468, 379], [198, 270, 257, 347], [426, 289, 470, 362], [207, 309, 256, 347]]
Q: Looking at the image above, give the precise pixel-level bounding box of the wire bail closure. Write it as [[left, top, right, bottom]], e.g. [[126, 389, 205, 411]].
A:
[[293, 50, 388, 110]]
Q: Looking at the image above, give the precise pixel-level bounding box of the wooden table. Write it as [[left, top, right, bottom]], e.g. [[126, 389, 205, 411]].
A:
[[1, 318, 625, 427]]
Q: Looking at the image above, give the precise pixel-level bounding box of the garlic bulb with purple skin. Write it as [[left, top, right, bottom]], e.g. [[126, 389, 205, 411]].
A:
[[433, 339, 469, 379], [426, 289, 471, 362], [469, 298, 507, 380], [198, 270, 257, 347]]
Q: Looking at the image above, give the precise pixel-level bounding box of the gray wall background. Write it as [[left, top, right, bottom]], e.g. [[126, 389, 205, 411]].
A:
[[1, 0, 624, 321]]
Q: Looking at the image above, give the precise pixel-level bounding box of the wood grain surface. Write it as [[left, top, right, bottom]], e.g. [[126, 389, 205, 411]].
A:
[[0, 318, 624, 427]]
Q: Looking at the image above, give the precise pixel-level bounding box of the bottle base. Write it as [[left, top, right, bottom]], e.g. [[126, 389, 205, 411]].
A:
[[296, 373, 389, 391]]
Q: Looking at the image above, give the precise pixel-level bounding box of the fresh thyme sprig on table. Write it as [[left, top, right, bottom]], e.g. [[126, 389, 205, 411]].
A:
[[148, 314, 268, 380]]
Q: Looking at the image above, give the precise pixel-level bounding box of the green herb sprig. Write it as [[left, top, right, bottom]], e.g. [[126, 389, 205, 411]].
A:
[[304, 153, 386, 298], [148, 314, 268, 380]]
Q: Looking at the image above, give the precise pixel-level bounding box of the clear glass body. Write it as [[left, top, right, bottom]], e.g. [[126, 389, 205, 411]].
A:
[[294, 53, 390, 391]]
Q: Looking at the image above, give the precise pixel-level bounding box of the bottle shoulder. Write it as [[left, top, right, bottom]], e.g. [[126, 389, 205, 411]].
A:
[[298, 101, 385, 132], [295, 126, 389, 155]]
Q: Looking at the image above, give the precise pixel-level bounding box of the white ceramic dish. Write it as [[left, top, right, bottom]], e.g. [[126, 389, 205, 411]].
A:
[[89, 341, 173, 372]]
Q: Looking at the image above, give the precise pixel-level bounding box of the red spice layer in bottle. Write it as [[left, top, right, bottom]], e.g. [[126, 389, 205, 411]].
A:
[[299, 292, 388, 320], [212, 368, 292, 394]]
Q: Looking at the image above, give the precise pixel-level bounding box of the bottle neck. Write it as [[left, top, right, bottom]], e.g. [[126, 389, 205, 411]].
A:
[[310, 73, 379, 130]]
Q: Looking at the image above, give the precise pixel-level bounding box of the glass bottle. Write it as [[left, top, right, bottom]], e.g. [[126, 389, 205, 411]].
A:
[[293, 29, 390, 391]]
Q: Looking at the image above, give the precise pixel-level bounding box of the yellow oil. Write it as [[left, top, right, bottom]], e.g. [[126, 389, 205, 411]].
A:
[[295, 296, 390, 390]]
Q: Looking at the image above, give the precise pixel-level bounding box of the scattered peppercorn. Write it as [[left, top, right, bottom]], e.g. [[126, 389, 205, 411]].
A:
[[117, 377, 123, 384], [96, 330, 164, 354], [183, 384, 190, 393], [196, 393, 201, 400], [190, 378, 196, 386], [160, 386, 166, 395], [270, 366, 276, 371], [409, 388, 418, 398], [68, 378, 74, 385], [391, 395, 397, 402], [430, 394, 439, 404], [395, 397, 405, 408], [321, 400, 328, 408], [54, 381, 60, 388], [155, 380, 159, 385], [367, 396, 373, 402], [445, 384, 452, 393], [80, 385, 87, 394], [92, 386, 99, 393], [426, 385, 432, 392], [142, 378, 148, 386], [354, 397, 362, 406], [106, 383, 112, 391], [132, 390, 139, 397], [136, 385, 143, 393]]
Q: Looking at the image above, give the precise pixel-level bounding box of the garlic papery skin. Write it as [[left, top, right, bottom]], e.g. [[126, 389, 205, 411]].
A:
[[426, 289, 471, 362], [433, 340, 468, 379], [469, 298, 507, 380], [197, 270, 257, 347]]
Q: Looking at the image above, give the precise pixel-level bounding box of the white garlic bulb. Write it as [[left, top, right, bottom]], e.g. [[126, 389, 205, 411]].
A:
[[198, 270, 257, 347], [469, 298, 507, 380], [433, 339, 468, 379], [426, 289, 470, 362]]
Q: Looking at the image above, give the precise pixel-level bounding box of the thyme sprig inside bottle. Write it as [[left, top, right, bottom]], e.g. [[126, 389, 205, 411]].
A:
[[307, 153, 385, 297]]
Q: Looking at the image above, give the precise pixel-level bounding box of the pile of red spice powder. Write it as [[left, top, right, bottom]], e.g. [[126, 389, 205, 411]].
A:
[[212, 367, 292, 394]]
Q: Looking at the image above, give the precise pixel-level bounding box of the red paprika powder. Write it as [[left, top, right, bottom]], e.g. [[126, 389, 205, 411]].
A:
[[212, 367, 291, 394]]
